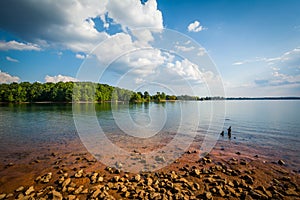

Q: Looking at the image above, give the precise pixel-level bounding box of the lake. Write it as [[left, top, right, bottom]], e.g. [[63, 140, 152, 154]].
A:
[[0, 100, 299, 171]]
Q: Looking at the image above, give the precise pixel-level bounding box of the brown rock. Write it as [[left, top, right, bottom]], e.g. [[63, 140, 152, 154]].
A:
[[0, 194, 6, 200], [52, 190, 63, 200], [25, 186, 35, 196]]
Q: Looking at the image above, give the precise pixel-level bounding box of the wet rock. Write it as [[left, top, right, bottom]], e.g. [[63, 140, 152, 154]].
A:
[[134, 174, 141, 182], [25, 186, 35, 195], [205, 192, 213, 199], [155, 155, 165, 162], [242, 175, 254, 184], [67, 195, 77, 200], [285, 188, 299, 196], [98, 176, 104, 182], [74, 185, 84, 194], [278, 160, 285, 165], [74, 169, 84, 178], [62, 178, 71, 187], [91, 188, 101, 198], [240, 160, 247, 165], [40, 172, 52, 183], [90, 172, 98, 183], [16, 186, 25, 192], [52, 190, 63, 200], [0, 194, 6, 200]]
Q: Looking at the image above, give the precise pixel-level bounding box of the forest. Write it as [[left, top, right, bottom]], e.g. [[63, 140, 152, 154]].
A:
[[0, 82, 200, 103]]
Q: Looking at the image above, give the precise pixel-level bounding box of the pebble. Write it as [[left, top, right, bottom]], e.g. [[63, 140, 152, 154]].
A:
[[25, 186, 34, 195], [0, 194, 6, 200], [51, 190, 63, 200], [15, 186, 24, 192], [278, 159, 285, 165]]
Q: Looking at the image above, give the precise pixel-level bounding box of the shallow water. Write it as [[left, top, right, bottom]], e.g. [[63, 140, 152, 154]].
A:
[[0, 100, 299, 170]]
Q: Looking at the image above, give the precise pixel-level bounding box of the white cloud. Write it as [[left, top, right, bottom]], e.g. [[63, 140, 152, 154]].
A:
[[0, 70, 20, 83], [75, 53, 86, 59], [6, 56, 19, 62], [166, 58, 219, 84], [187, 20, 205, 32], [197, 47, 206, 56], [106, 0, 163, 30], [175, 44, 195, 52], [45, 74, 78, 83], [0, 40, 41, 51]]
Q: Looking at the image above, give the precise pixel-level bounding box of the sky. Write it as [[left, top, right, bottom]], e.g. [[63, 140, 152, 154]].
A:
[[0, 0, 299, 97]]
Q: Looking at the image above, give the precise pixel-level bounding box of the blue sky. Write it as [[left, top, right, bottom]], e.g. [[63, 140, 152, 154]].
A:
[[0, 0, 299, 97]]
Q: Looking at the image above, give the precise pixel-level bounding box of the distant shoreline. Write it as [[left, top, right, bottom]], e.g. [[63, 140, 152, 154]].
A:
[[0, 97, 300, 104]]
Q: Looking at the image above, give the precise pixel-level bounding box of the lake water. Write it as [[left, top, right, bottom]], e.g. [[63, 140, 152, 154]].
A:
[[0, 100, 299, 171]]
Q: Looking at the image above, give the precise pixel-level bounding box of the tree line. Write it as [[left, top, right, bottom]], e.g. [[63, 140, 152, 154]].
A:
[[0, 82, 202, 103]]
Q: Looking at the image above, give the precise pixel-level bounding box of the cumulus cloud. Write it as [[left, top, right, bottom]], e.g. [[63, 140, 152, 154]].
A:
[[0, 0, 164, 53], [45, 74, 78, 83], [187, 20, 205, 32], [0, 70, 20, 83], [106, 0, 163, 30], [75, 53, 86, 59], [6, 56, 19, 63], [0, 40, 41, 51]]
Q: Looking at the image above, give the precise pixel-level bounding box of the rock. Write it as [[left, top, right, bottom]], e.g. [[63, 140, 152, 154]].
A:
[[146, 177, 153, 186], [62, 178, 71, 187], [113, 175, 120, 182], [91, 188, 101, 198], [41, 172, 52, 183], [90, 172, 98, 183], [52, 190, 63, 200], [155, 155, 165, 162], [240, 160, 247, 165], [67, 195, 77, 200], [278, 160, 285, 165], [16, 186, 25, 192], [74, 185, 84, 194], [285, 188, 299, 196], [74, 169, 84, 178], [98, 176, 104, 182], [25, 186, 35, 195], [6, 193, 13, 198], [236, 152, 241, 155], [193, 168, 201, 176], [205, 192, 213, 199], [194, 183, 200, 190], [242, 175, 254, 184], [0, 194, 6, 200], [134, 174, 141, 182]]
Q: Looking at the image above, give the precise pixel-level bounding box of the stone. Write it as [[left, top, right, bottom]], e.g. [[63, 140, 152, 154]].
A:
[[155, 155, 165, 162], [25, 186, 35, 196], [52, 190, 63, 200], [242, 175, 254, 184], [74, 169, 84, 178], [0, 194, 6, 200], [285, 188, 299, 196], [98, 176, 104, 182], [113, 175, 120, 182], [134, 174, 141, 182], [16, 186, 25, 192], [41, 172, 52, 183], [62, 178, 71, 187], [74, 185, 84, 194], [67, 195, 77, 200], [91, 188, 101, 198], [278, 160, 285, 165], [218, 187, 226, 197], [205, 192, 213, 199]]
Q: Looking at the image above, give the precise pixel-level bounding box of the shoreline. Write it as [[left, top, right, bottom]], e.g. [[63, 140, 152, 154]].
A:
[[0, 135, 299, 199]]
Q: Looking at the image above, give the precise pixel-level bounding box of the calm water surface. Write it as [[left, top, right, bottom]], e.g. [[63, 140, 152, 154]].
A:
[[0, 100, 299, 169]]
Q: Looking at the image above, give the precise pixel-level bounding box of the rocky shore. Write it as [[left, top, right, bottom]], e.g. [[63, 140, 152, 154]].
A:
[[0, 144, 299, 200]]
